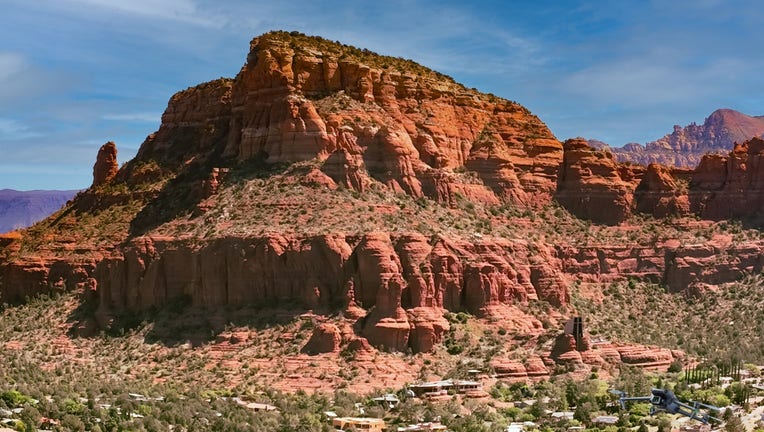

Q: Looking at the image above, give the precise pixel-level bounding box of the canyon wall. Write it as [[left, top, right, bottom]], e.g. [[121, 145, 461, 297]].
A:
[[3, 230, 760, 353], [557, 137, 764, 224]]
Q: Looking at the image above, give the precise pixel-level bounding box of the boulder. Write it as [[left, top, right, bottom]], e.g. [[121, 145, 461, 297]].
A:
[[301, 323, 342, 355]]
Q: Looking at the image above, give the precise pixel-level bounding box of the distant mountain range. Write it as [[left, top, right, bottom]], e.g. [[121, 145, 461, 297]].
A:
[[0, 189, 79, 233], [591, 108, 764, 167]]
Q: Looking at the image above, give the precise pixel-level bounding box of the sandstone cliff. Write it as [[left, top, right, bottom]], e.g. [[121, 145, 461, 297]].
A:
[[556, 138, 635, 225], [557, 136, 764, 224], [634, 164, 691, 218], [134, 32, 562, 209], [89, 233, 565, 353], [689, 137, 764, 220]]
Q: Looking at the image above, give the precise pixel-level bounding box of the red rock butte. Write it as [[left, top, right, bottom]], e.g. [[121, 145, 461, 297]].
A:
[[136, 31, 564, 207], [1, 31, 764, 363]]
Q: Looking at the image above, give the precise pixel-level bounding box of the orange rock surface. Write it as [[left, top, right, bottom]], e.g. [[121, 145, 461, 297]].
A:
[[89, 233, 567, 353], [689, 137, 764, 219], [555, 138, 634, 225], [92, 141, 118, 187], [135, 32, 561, 206], [634, 163, 691, 217], [301, 323, 342, 354]]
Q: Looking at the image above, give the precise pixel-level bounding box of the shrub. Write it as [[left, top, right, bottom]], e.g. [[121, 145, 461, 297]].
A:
[[0, 390, 31, 408], [668, 359, 683, 373]]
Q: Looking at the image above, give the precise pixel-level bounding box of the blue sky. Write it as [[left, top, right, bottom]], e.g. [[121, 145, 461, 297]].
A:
[[2, 0, 764, 190]]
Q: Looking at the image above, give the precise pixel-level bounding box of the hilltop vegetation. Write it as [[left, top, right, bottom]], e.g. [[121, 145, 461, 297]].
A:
[[574, 274, 764, 361]]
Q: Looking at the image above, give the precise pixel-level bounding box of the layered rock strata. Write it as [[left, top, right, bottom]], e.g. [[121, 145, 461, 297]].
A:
[[555, 138, 635, 224], [135, 32, 562, 207], [634, 164, 691, 217], [550, 332, 678, 371], [558, 137, 764, 223], [689, 138, 764, 219], [4, 230, 759, 352], [88, 233, 563, 352]]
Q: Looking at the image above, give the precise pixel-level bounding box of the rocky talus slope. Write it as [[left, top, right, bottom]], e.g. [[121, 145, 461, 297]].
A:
[[1, 32, 763, 371]]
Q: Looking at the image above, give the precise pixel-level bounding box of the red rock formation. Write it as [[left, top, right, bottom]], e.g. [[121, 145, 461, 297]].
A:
[[321, 149, 369, 191], [491, 358, 528, 378], [524, 356, 550, 377], [551, 334, 583, 363], [202, 168, 224, 198], [97, 31, 561, 212], [84, 232, 571, 352], [197, 167, 232, 213], [407, 307, 449, 353], [419, 170, 500, 208], [4, 226, 764, 359], [689, 137, 764, 219], [6, 32, 764, 365], [555, 138, 634, 225], [530, 264, 568, 308], [610, 109, 764, 168], [92, 142, 118, 187], [0, 257, 95, 303], [551, 333, 677, 371], [569, 136, 764, 222], [345, 337, 375, 360], [8, 222, 757, 347], [634, 164, 690, 217], [301, 323, 342, 354], [691, 154, 728, 190], [0, 232, 22, 253], [211, 32, 562, 206], [300, 168, 337, 189], [136, 79, 233, 167], [663, 239, 763, 292], [358, 233, 411, 351], [615, 344, 674, 366], [491, 356, 549, 380]]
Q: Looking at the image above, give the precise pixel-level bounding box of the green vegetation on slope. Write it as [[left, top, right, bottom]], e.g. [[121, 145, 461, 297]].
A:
[[573, 274, 764, 362]]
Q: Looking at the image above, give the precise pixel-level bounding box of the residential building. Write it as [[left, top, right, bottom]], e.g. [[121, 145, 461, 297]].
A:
[[332, 417, 386, 431]]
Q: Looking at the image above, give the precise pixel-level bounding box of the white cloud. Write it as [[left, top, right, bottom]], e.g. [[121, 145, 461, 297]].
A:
[[0, 118, 42, 140], [560, 54, 747, 108], [65, 0, 223, 27], [0, 51, 75, 111]]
